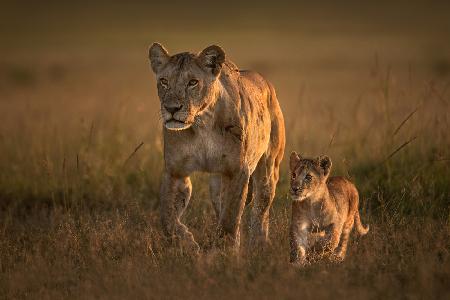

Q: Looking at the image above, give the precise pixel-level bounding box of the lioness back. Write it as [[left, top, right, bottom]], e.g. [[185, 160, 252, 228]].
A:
[[236, 69, 285, 153]]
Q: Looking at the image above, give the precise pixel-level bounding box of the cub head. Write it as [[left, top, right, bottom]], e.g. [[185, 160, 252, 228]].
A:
[[289, 152, 332, 201], [148, 42, 225, 131]]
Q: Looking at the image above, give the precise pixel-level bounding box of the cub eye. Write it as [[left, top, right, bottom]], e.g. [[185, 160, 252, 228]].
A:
[[291, 172, 296, 179], [159, 78, 168, 88], [305, 174, 312, 181], [188, 79, 198, 87]]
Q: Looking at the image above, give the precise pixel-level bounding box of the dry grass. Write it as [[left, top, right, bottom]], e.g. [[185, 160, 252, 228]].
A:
[[1, 201, 449, 299], [1, 2, 450, 299]]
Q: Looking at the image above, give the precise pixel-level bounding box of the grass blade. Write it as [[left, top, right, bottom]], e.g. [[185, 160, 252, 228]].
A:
[[393, 106, 420, 136], [123, 141, 144, 166], [383, 136, 417, 163]]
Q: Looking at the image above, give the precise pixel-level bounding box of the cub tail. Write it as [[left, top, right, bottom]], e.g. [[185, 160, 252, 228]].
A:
[[354, 210, 369, 235]]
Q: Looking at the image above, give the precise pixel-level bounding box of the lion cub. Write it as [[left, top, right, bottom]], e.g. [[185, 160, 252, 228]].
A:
[[288, 152, 369, 264]]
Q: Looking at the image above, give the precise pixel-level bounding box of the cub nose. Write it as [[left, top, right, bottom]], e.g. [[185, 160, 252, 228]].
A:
[[291, 186, 300, 193], [164, 104, 183, 114]]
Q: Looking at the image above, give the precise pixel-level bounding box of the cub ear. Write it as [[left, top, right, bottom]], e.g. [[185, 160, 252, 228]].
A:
[[149, 42, 170, 74], [318, 155, 332, 177], [198, 45, 225, 76], [289, 151, 301, 171]]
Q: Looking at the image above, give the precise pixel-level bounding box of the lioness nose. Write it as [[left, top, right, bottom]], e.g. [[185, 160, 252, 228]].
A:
[[164, 104, 183, 114]]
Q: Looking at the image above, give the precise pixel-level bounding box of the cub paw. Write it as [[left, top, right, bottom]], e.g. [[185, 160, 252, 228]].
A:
[[290, 258, 308, 268], [179, 237, 200, 256], [330, 252, 345, 262], [187, 240, 201, 256], [290, 253, 307, 267]]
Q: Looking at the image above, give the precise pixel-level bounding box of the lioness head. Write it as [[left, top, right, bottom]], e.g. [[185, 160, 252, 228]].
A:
[[289, 152, 332, 201], [148, 43, 225, 131]]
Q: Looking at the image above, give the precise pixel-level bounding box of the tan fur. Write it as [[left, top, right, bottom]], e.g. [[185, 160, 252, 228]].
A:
[[288, 152, 369, 263], [149, 43, 285, 252]]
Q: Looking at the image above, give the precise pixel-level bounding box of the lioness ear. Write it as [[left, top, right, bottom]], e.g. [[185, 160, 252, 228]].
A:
[[318, 155, 332, 177], [289, 151, 301, 171], [149, 42, 170, 73], [198, 45, 225, 76]]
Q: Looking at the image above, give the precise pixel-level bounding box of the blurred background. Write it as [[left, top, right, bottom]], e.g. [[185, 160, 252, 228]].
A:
[[0, 1, 449, 298], [1, 0, 448, 199]]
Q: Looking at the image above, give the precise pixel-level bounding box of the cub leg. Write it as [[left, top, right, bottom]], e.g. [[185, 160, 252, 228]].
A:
[[290, 224, 309, 264], [160, 171, 199, 253], [336, 193, 359, 259], [217, 168, 250, 249], [309, 230, 326, 246], [330, 224, 343, 252], [290, 205, 309, 264], [319, 223, 343, 254], [336, 216, 354, 260]]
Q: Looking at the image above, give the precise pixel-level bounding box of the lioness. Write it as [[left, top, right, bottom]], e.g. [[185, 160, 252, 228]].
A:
[[289, 152, 369, 263], [148, 43, 285, 252]]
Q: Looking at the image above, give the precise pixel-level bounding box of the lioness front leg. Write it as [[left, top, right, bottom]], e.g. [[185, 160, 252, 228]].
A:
[[160, 171, 199, 253], [217, 168, 250, 249], [249, 154, 277, 247], [209, 174, 222, 220]]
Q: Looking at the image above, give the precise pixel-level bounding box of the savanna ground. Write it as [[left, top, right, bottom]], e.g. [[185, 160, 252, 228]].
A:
[[0, 2, 449, 299]]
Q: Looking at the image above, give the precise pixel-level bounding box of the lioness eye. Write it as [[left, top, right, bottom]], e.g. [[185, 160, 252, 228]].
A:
[[305, 174, 312, 181], [188, 79, 198, 87], [292, 172, 296, 179], [159, 78, 168, 87]]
